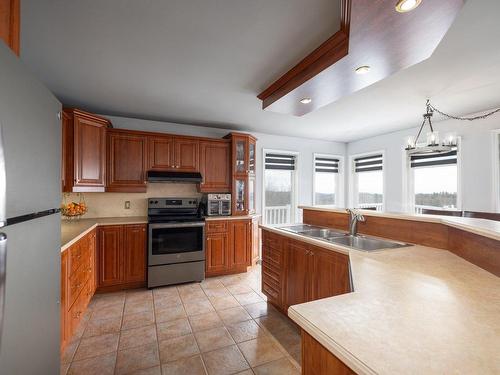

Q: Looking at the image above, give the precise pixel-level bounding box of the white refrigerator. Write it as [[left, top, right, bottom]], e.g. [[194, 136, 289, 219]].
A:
[[0, 42, 62, 374]]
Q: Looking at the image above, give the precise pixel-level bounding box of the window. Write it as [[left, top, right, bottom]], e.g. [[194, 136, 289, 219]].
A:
[[351, 153, 384, 211], [494, 131, 500, 212], [263, 151, 298, 225], [408, 148, 460, 213], [313, 154, 343, 206]]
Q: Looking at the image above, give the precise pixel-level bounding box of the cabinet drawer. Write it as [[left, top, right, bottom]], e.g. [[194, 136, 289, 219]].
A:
[[262, 280, 281, 303], [68, 258, 89, 308], [206, 221, 228, 233], [262, 246, 282, 267], [262, 262, 281, 283], [68, 242, 83, 275], [263, 234, 282, 251]]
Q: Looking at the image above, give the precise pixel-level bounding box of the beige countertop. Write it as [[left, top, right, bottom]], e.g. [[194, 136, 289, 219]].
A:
[[261, 225, 500, 375], [205, 214, 261, 221], [61, 217, 147, 251], [300, 205, 500, 241]]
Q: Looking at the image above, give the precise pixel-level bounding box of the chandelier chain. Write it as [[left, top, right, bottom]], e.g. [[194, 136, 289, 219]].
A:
[[427, 100, 500, 121]]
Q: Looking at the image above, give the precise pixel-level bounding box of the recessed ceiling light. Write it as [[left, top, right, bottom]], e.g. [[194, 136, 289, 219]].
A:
[[300, 98, 312, 104], [355, 65, 371, 75], [395, 0, 422, 13]]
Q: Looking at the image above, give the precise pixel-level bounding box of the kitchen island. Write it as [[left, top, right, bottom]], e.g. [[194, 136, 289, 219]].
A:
[[260, 208, 500, 375]]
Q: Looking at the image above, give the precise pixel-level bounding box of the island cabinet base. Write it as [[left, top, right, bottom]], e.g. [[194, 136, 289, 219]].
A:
[[302, 331, 356, 375]]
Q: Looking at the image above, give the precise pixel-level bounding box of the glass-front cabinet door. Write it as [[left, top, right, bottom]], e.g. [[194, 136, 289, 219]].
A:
[[248, 176, 255, 214], [248, 139, 256, 176], [234, 137, 247, 175], [234, 178, 247, 215]]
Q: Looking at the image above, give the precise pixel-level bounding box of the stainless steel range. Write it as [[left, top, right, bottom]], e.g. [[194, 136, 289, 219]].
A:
[[147, 197, 205, 288]]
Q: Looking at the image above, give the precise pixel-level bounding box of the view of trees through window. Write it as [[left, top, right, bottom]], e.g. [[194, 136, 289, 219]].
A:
[[357, 170, 383, 207], [314, 172, 336, 205], [264, 169, 293, 207], [413, 165, 457, 209]]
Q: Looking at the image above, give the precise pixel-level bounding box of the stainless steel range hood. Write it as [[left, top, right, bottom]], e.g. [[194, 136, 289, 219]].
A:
[[147, 171, 203, 183]]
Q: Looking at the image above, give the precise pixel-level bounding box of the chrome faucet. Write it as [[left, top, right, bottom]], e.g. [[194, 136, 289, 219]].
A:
[[346, 209, 365, 236]]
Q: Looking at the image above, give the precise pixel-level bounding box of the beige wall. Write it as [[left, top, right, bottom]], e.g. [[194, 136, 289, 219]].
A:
[[62, 183, 201, 218]]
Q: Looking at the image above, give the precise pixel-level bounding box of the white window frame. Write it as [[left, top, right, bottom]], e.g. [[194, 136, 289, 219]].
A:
[[492, 129, 500, 212], [348, 150, 386, 211], [312, 153, 344, 207], [404, 137, 462, 213], [261, 149, 300, 225]]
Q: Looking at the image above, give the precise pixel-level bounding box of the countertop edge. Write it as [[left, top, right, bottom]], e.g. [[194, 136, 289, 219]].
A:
[[61, 223, 98, 252], [299, 206, 500, 241], [288, 307, 376, 375]]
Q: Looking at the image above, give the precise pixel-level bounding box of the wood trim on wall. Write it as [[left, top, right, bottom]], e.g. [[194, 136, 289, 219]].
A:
[[0, 0, 20, 56], [302, 209, 500, 277]]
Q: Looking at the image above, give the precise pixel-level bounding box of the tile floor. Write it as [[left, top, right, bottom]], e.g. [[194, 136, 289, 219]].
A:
[[61, 266, 302, 375]]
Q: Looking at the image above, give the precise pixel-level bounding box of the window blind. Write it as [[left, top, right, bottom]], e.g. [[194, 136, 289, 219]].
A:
[[410, 149, 457, 168], [265, 153, 296, 170], [315, 157, 339, 173], [354, 154, 383, 173]]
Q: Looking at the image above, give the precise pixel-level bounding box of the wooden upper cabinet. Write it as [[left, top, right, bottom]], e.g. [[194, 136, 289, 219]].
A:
[[199, 140, 231, 192], [107, 130, 147, 192], [98, 226, 123, 288], [62, 109, 111, 192], [123, 224, 147, 283], [0, 0, 20, 56], [148, 136, 173, 170], [147, 135, 199, 172], [174, 137, 199, 171]]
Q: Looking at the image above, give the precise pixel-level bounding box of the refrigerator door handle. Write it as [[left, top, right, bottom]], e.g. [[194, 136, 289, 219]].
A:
[[0, 233, 6, 349]]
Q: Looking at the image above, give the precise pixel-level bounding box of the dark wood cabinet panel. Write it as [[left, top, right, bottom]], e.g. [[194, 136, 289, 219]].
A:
[[74, 113, 107, 190], [206, 232, 229, 276], [174, 137, 199, 171], [0, 0, 20, 55], [229, 220, 250, 269], [123, 224, 147, 283], [302, 331, 356, 375], [285, 240, 312, 309], [311, 246, 350, 300], [148, 136, 174, 170], [97, 226, 123, 288], [199, 140, 231, 192], [107, 131, 147, 192]]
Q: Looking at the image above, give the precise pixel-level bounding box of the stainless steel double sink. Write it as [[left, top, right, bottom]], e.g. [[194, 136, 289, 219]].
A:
[[279, 224, 411, 252]]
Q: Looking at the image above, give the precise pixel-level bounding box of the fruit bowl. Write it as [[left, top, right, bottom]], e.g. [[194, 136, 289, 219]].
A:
[[61, 202, 87, 219]]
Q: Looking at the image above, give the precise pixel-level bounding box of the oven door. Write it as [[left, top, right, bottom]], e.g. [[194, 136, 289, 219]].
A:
[[148, 222, 205, 266]]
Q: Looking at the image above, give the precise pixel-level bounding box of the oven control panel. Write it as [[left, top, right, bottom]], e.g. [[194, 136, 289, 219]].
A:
[[148, 197, 198, 209]]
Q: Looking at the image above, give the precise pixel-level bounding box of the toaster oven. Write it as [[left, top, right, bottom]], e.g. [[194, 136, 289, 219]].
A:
[[206, 194, 231, 216]]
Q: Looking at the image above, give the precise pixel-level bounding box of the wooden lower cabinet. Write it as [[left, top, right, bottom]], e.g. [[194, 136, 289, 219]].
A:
[[205, 218, 256, 277], [261, 229, 351, 313], [97, 224, 147, 292], [302, 331, 356, 375], [61, 229, 97, 353]]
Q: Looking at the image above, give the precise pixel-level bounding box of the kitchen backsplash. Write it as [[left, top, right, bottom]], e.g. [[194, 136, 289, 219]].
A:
[[62, 183, 201, 218]]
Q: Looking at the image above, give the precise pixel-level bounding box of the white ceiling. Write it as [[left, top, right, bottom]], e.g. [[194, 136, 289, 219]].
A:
[[21, 0, 500, 143]]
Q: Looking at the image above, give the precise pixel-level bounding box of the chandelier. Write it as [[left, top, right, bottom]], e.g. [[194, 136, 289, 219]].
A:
[[405, 100, 500, 156]]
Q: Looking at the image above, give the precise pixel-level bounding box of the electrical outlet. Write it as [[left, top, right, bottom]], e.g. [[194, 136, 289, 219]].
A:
[[124, 201, 131, 209]]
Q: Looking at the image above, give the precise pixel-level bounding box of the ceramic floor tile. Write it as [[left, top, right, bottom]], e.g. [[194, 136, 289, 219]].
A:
[[91, 303, 124, 320], [67, 352, 116, 375], [124, 300, 154, 316], [155, 304, 187, 323], [122, 310, 155, 330], [154, 294, 182, 308], [238, 336, 285, 367], [226, 283, 254, 295], [188, 311, 224, 332], [209, 295, 240, 311], [252, 357, 300, 375], [271, 325, 301, 353], [126, 289, 153, 302], [183, 299, 215, 316], [125, 365, 162, 375], [194, 326, 235, 352], [89, 293, 125, 311], [153, 285, 179, 296], [200, 278, 225, 290], [254, 312, 293, 335], [202, 345, 250, 375], [218, 306, 253, 324], [234, 370, 254, 375], [156, 318, 192, 341], [119, 324, 157, 350], [115, 342, 160, 375], [61, 339, 79, 364], [226, 319, 267, 343], [83, 316, 122, 338], [233, 291, 263, 306], [180, 291, 209, 304], [159, 333, 200, 363], [161, 355, 207, 375], [73, 333, 119, 361], [243, 302, 273, 319], [203, 287, 232, 299]]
